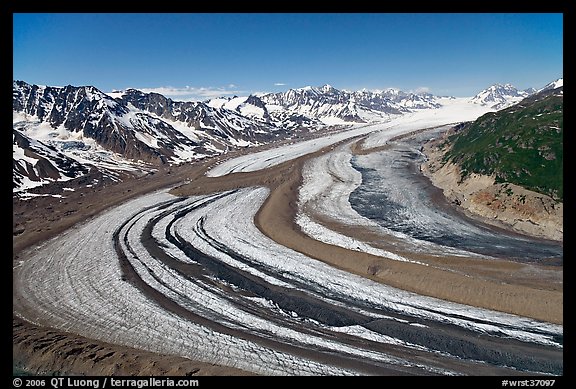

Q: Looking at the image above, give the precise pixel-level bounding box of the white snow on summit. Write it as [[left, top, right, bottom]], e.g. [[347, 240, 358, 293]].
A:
[[469, 83, 529, 110], [538, 78, 563, 93]]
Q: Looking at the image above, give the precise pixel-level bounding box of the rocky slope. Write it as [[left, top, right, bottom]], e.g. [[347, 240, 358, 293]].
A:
[[421, 84, 563, 243], [421, 139, 563, 242]]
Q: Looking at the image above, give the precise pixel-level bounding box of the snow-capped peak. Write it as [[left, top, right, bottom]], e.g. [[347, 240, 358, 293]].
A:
[[320, 84, 337, 93], [299, 86, 314, 92], [106, 90, 128, 99], [470, 83, 530, 110], [538, 78, 563, 93]]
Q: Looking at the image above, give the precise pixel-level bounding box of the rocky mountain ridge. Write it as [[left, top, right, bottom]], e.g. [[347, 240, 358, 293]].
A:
[[13, 78, 560, 198]]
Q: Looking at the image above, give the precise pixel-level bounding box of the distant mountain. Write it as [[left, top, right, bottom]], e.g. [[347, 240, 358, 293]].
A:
[[446, 84, 563, 201], [12, 81, 300, 196], [207, 95, 272, 122], [114, 88, 285, 148], [258, 84, 442, 124], [469, 78, 563, 111], [259, 85, 366, 123], [14, 78, 557, 197], [470, 83, 530, 110], [537, 77, 563, 93], [207, 94, 322, 129]]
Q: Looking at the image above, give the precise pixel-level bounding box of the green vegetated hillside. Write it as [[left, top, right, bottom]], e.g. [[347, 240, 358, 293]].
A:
[[443, 90, 563, 201]]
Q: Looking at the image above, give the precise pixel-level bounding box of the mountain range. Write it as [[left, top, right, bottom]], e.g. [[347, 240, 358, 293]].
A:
[[12, 78, 562, 198]]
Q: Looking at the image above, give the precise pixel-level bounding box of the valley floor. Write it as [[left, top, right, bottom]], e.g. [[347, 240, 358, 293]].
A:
[[13, 121, 562, 376]]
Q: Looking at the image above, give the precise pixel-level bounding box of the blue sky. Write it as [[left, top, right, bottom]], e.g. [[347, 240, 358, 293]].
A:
[[13, 13, 563, 100]]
